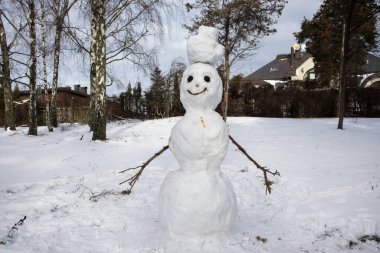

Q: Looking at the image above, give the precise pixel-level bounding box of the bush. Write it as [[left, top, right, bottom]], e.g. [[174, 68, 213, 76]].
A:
[[232, 80, 380, 118]]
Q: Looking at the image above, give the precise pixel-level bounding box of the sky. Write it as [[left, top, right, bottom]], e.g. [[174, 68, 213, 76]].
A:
[[59, 0, 323, 96]]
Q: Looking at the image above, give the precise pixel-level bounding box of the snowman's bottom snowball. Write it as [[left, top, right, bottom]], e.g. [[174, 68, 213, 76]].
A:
[[159, 168, 237, 239]]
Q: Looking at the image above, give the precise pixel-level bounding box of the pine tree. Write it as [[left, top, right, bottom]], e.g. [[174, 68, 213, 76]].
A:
[[295, 0, 378, 86], [295, 0, 379, 129], [145, 67, 166, 118], [134, 82, 142, 114], [171, 73, 182, 116], [126, 82, 133, 113]]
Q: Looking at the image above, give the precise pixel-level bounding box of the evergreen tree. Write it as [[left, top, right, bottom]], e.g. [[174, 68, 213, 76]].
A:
[[295, 0, 379, 86], [13, 84, 21, 101], [171, 73, 182, 116], [228, 74, 243, 115], [119, 91, 126, 112], [134, 82, 142, 114], [295, 0, 379, 129], [145, 67, 166, 118], [126, 82, 133, 113]]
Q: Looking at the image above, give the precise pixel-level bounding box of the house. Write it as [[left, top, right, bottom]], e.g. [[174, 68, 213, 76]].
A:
[[15, 84, 121, 123], [244, 44, 380, 88], [358, 54, 380, 88]]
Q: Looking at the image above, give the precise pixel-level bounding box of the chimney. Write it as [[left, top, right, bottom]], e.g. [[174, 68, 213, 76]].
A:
[[290, 47, 294, 66], [80, 87, 88, 94], [295, 49, 301, 59], [291, 44, 302, 62], [74, 84, 80, 92]]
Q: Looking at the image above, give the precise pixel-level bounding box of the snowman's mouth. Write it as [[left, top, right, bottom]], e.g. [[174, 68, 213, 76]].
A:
[[187, 88, 207, 96]]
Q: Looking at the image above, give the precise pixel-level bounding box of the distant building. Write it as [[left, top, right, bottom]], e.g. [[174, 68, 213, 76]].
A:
[[358, 54, 380, 88], [244, 44, 380, 88], [15, 85, 121, 123]]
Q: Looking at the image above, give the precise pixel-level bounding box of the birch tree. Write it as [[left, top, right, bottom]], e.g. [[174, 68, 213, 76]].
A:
[[26, 0, 38, 135], [65, 0, 170, 140], [49, 0, 78, 128], [186, 0, 286, 120], [7, 0, 39, 135], [0, 13, 15, 130], [0, 1, 32, 129], [40, 0, 53, 131], [90, 0, 106, 140]]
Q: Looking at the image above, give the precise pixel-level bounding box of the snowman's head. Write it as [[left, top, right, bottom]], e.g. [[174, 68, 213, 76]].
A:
[[180, 62, 222, 111]]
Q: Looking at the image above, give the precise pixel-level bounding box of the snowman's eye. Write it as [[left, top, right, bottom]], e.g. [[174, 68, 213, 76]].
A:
[[187, 75, 193, 82], [204, 76, 210, 82]]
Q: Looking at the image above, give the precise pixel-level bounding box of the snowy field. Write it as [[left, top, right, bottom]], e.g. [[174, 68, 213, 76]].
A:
[[0, 117, 379, 253]]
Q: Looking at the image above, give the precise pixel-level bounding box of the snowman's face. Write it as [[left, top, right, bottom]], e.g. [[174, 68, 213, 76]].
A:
[[180, 63, 222, 111]]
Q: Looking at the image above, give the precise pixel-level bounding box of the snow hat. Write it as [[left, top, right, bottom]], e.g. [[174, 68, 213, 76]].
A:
[[187, 26, 224, 66]]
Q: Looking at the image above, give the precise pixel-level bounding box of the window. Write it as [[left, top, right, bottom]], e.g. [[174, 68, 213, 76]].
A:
[[270, 67, 279, 72], [303, 68, 316, 81]]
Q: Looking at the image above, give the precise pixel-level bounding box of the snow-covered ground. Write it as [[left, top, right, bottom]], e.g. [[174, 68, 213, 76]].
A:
[[0, 117, 379, 253]]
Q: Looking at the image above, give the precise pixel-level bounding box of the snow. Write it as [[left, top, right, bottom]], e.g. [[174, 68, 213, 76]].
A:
[[187, 26, 224, 66], [0, 117, 380, 252]]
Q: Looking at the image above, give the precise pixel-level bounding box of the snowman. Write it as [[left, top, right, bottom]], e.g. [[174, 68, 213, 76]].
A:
[[159, 26, 238, 252]]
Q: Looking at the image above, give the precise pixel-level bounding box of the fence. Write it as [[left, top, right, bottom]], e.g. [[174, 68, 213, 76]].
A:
[[229, 87, 380, 118], [2, 87, 380, 127]]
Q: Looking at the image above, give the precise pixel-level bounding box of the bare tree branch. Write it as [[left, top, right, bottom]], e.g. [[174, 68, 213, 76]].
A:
[[8, 23, 28, 49], [118, 134, 281, 195], [10, 57, 30, 67], [105, 0, 132, 29], [229, 135, 280, 194], [119, 145, 169, 193], [62, 26, 90, 54], [0, 216, 27, 245], [0, 10, 29, 44], [9, 50, 31, 57]]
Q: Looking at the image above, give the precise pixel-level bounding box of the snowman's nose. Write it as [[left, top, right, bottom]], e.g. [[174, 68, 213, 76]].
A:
[[195, 83, 200, 88]]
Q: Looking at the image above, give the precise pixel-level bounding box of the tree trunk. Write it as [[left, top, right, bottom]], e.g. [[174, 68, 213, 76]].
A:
[[0, 15, 15, 130], [222, 15, 231, 121], [41, 0, 53, 132], [337, 0, 354, 130], [89, 0, 98, 131], [28, 0, 38, 136], [222, 53, 230, 121], [90, 0, 107, 141], [50, 0, 70, 128], [50, 17, 63, 128]]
